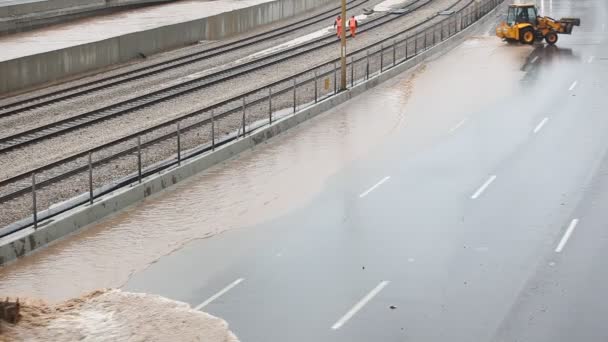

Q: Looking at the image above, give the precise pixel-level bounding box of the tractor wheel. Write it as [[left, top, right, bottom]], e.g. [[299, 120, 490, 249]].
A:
[[545, 31, 558, 45], [520, 28, 535, 45]]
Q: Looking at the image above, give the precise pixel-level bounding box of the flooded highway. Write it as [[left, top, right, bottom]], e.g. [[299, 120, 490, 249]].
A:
[[3, 0, 608, 339]]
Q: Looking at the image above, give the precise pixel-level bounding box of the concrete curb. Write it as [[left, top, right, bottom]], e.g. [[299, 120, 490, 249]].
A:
[[0, 2, 503, 266]]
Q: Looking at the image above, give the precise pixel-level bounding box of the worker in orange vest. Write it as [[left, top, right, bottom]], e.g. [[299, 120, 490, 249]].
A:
[[334, 15, 343, 38], [348, 15, 359, 37]]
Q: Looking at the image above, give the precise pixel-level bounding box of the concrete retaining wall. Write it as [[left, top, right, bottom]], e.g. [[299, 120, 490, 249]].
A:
[[0, 0, 176, 34], [0, 1, 505, 266], [0, 0, 336, 96]]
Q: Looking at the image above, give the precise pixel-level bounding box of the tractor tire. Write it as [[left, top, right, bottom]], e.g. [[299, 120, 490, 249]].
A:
[[520, 28, 535, 45], [545, 31, 558, 45]]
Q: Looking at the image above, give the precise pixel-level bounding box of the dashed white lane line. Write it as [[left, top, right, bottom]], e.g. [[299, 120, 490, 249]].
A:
[[531, 56, 539, 64], [533, 117, 549, 134], [359, 176, 391, 198], [331, 281, 390, 330], [450, 118, 468, 133], [471, 175, 497, 200], [569, 81, 578, 91], [195, 278, 244, 310], [588, 56, 595, 64], [555, 219, 579, 253]]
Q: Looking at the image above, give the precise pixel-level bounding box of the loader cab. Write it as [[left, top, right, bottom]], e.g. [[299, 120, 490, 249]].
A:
[[506, 4, 538, 26]]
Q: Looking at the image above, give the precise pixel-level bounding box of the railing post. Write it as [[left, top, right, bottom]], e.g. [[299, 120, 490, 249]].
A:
[[292, 78, 297, 113], [333, 62, 337, 94], [268, 88, 273, 124], [314, 70, 318, 103], [211, 110, 215, 151], [242, 97, 246, 136], [32, 172, 37, 229], [380, 44, 384, 72], [137, 136, 142, 182], [350, 57, 354, 87], [366, 50, 370, 80], [177, 122, 181, 165], [88, 152, 93, 204], [393, 40, 397, 65]]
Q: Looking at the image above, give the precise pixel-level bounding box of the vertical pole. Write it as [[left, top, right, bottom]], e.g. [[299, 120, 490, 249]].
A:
[[314, 70, 318, 103], [380, 44, 384, 72], [415, 33, 418, 54], [441, 22, 444, 41], [32, 172, 37, 229], [137, 136, 142, 183], [350, 57, 354, 87], [433, 27, 436, 45], [334, 62, 337, 94], [211, 110, 215, 151], [405, 35, 408, 58], [424, 31, 427, 50], [268, 88, 273, 124], [393, 40, 396, 65], [340, 0, 347, 90], [88, 152, 93, 204], [366, 50, 369, 80], [292, 79, 297, 113], [242, 97, 246, 136], [177, 122, 181, 165]]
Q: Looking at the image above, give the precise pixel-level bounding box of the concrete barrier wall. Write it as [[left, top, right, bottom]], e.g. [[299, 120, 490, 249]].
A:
[[0, 1, 505, 266], [0, 0, 336, 96]]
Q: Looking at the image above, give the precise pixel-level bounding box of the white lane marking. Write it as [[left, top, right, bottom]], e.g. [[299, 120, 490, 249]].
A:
[[533, 117, 549, 134], [555, 219, 579, 253], [359, 176, 391, 198], [568, 81, 578, 91], [588, 56, 595, 64], [450, 118, 468, 133], [331, 281, 389, 330], [195, 278, 244, 310], [531, 56, 539, 64], [471, 175, 497, 199]]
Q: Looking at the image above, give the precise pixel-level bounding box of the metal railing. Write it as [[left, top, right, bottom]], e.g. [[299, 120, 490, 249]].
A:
[[0, 0, 502, 237]]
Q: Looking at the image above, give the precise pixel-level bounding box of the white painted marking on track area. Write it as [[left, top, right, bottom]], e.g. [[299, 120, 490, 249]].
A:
[[555, 219, 579, 253], [359, 176, 391, 198], [471, 175, 497, 199], [331, 281, 390, 330], [195, 278, 244, 310], [533, 117, 549, 134], [569, 81, 578, 91], [531, 56, 539, 64], [450, 118, 467, 133], [588, 56, 595, 64]]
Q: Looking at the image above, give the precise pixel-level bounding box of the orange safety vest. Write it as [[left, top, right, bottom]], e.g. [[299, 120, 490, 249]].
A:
[[349, 17, 358, 29]]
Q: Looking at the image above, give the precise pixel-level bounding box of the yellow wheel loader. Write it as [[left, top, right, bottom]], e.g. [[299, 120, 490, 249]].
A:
[[496, 4, 580, 45]]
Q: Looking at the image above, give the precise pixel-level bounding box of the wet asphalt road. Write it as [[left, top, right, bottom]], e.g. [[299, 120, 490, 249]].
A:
[[124, 0, 608, 340]]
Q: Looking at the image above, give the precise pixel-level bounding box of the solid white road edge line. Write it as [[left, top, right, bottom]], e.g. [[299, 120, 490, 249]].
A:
[[331, 281, 390, 330], [471, 175, 497, 199], [533, 117, 549, 134], [569, 81, 578, 91], [359, 176, 391, 198], [555, 219, 579, 253], [195, 278, 244, 310]]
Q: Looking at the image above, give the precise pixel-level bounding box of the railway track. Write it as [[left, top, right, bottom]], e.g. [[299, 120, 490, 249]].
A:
[[0, 0, 433, 154], [0, 0, 369, 119]]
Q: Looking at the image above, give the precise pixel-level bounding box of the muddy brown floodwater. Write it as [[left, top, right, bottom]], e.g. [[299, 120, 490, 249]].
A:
[[0, 35, 530, 341]]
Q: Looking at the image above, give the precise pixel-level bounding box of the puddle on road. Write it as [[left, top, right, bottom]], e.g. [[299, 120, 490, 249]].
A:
[[0, 35, 531, 303], [0, 74, 410, 302]]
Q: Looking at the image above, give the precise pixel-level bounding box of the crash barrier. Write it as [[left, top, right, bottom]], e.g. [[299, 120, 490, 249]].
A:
[[0, 0, 502, 257]]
